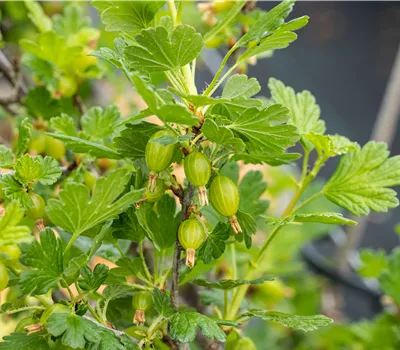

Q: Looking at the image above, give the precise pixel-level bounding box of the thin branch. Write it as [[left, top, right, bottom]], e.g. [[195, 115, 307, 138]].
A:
[[171, 183, 195, 309]]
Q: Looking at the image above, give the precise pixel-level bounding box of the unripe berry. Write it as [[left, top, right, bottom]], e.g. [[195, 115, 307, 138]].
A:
[[144, 179, 166, 203], [26, 193, 46, 220], [178, 219, 207, 268], [233, 337, 257, 350], [184, 152, 211, 207], [209, 176, 242, 234], [132, 291, 152, 326], [45, 135, 65, 160], [145, 130, 177, 192], [0, 244, 21, 262]]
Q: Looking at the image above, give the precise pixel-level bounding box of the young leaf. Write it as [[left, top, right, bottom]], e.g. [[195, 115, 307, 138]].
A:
[[46, 133, 121, 159], [241, 310, 333, 331], [236, 0, 295, 46], [24, 0, 52, 33], [190, 276, 274, 290], [102, 284, 134, 302], [198, 222, 230, 264], [0, 175, 32, 209], [202, 119, 245, 153], [169, 311, 226, 343], [20, 31, 81, 69], [16, 118, 32, 159], [269, 78, 326, 135], [293, 213, 357, 226], [78, 264, 109, 292], [222, 75, 261, 100], [238, 30, 298, 63], [323, 142, 400, 216], [228, 105, 300, 156], [50, 114, 77, 137], [152, 288, 174, 317], [125, 25, 203, 72], [0, 201, 31, 245], [82, 105, 121, 140], [46, 313, 101, 348], [0, 332, 50, 350], [110, 257, 144, 278], [379, 249, 400, 305], [93, 1, 165, 34], [47, 169, 145, 236], [305, 133, 359, 159], [15, 154, 61, 187], [24, 86, 61, 120], [19, 228, 63, 295], [0, 145, 14, 168], [357, 249, 388, 279]]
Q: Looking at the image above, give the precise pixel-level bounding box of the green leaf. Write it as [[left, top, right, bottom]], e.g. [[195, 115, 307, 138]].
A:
[[50, 114, 77, 137], [0, 332, 50, 350], [46, 313, 100, 348], [0, 175, 32, 209], [82, 105, 121, 140], [47, 169, 145, 236], [379, 249, 400, 305], [235, 210, 256, 248], [239, 170, 269, 217], [146, 194, 180, 249], [24, 0, 52, 33], [53, 4, 91, 40], [237, 0, 295, 46], [0, 145, 14, 168], [78, 264, 109, 292], [93, 1, 165, 33], [63, 254, 88, 286], [232, 152, 301, 166], [111, 257, 144, 278], [15, 154, 61, 187], [202, 118, 246, 153], [222, 74, 261, 100], [0, 201, 31, 245], [91, 46, 124, 71], [46, 133, 121, 159], [228, 105, 299, 156], [149, 133, 192, 146], [16, 118, 32, 159], [242, 309, 333, 331], [20, 31, 82, 69], [112, 207, 145, 243], [24, 86, 60, 120], [22, 54, 54, 83], [169, 311, 226, 343], [190, 276, 274, 290], [199, 222, 230, 264], [268, 78, 326, 136], [305, 133, 359, 158], [19, 228, 63, 295], [114, 122, 163, 160], [357, 249, 388, 279], [323, 141, 400, 216], [152, 288, 174, 317], [125, 25, 203, 72], [103, 284, 133, 301], [292, 213, 357, 226], [129, 73, 198, 126]]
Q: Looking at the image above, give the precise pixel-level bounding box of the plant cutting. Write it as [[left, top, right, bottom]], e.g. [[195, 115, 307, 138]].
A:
[[0, 1, 399, 349]]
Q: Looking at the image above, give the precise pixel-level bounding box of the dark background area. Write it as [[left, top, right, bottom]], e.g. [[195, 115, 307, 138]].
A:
[[253, 1, 400, 255]]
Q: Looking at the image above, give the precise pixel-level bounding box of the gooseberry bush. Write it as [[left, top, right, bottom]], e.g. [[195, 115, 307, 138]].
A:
[[1, 1, 400, 349]]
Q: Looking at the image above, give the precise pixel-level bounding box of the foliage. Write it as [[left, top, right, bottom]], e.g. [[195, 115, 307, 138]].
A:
[[0, 1, 399, 349]]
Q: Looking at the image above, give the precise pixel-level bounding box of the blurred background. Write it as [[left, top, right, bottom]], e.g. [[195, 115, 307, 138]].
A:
[[1, 1, 400, 348]]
